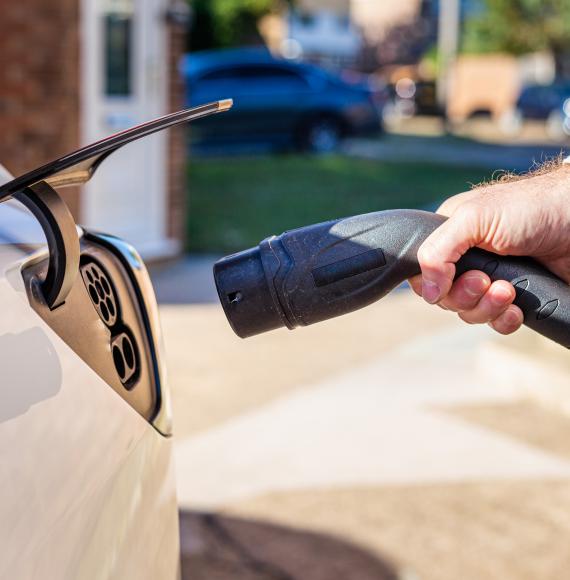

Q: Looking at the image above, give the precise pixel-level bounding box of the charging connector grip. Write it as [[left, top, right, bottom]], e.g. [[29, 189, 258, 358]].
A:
[[214, 209, 570, 347]]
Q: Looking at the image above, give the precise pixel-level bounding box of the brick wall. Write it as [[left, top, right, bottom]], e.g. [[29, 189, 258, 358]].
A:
[[0, 3, 186, 246], [166, 23, 187, 246], [0, 0, 81, 218]]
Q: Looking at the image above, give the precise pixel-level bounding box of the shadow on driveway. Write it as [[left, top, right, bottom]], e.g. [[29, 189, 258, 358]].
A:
[[179, 511, 399, 580], [150, 255, 221, 305]]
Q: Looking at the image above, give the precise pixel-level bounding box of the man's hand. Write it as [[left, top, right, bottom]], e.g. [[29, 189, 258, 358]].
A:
[[409, 165, 570, 335]]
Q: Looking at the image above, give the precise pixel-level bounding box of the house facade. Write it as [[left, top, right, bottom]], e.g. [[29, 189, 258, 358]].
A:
[[263, 0, 424, 66], [0, 0, 187, 259]]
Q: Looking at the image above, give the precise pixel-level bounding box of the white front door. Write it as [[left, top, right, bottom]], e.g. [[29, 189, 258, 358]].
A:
[[81, 0, 178, 259]]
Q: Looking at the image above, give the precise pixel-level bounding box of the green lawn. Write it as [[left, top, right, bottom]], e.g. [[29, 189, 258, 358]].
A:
[[187, 155, 491, 253]]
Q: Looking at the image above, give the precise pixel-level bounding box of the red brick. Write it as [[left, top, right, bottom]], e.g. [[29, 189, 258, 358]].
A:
[[166, 23, 187, 244], [0, 0, 81, 216], [0, 2, 184, 241]]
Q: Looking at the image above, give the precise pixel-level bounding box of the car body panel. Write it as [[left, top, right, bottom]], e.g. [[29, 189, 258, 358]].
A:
[[0, 106, 232, 578], [0, 201, 180, 579], [516, 82, 570, 119]]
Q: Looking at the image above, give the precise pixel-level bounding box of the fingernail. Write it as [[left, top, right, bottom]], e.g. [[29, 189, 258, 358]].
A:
[[504, 308, 522, 326], [422, 279, 440, 304], [491, 285, 512, 306], [464, 275, 489, 297]]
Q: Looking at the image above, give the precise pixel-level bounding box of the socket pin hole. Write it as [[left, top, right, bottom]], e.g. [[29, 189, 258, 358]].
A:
[[89, 285, 99, 304], [111, 330, 139, 388], [80, 261, 119, 327], [113, 345, 126, 380], [122, 336, 135, 368]]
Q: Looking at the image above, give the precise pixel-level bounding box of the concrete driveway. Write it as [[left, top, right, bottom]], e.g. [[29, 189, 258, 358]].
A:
[[153, 258, 570, 580]]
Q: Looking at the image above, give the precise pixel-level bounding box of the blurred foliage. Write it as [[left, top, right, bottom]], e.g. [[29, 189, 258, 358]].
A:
[[189, 0, 293, 51], [420, 44, 440, 78], [186, 155, 491, 252], [463, 0, 570, 69]]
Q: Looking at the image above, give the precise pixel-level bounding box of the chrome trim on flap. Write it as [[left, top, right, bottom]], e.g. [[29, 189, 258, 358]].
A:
[[84, 231, 173, 437]]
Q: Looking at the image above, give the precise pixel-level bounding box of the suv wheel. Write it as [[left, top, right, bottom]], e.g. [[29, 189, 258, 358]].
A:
[[301, 117, 343, 153]]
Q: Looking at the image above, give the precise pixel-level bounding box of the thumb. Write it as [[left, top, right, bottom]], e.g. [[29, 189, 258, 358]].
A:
[[417, 204, 484, 303]]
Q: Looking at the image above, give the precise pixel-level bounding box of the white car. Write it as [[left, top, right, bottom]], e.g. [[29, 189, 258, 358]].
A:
[[0, 100, 231, 579]]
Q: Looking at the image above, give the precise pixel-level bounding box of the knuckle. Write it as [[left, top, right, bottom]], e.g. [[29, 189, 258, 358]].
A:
[[417, 242, 438, 268], [437, 190, 480, 216], [484, 289, 511, 313], [452, 286, 481, 310], [452, 201, 479, 225], [494, 279, 515, 294], [447, 298, 471, 314], [438, 297, 455, 312]]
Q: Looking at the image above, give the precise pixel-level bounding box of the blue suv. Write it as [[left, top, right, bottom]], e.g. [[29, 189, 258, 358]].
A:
[[182, 48, 384, 153]]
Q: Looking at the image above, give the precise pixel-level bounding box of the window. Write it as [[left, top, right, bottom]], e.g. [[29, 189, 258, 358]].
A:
[[299, 12, 315, 28], [201, 68, 241, 84], [104, 9, 133, 96], [337, 15, 351, 30], [201, 65, 309, 92]]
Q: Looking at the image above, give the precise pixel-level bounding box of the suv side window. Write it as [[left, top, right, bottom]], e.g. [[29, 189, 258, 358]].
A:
[[199, 65, 309, 94]]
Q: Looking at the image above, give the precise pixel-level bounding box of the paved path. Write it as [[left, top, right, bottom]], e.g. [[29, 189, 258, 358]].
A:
[[162, 291, 570, 580], [343, 134, 567, 172], [174, 322, 570, 508], [160, 122, 570, 579], [151, 255, 221, 304]]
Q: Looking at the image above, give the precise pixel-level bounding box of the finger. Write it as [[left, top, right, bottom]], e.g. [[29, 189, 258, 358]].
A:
[[408, 274, 422, 296], [488, 304, 524, 335], [439, 270, 491, 312], [538, 256, 570, 285], [409, 274, 456, 311], [437, 191, 481, 217], [458, 280, 515, 324], [417, 203, 485, 304]]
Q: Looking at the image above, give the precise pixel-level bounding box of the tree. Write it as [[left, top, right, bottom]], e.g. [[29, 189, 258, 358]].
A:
[[189, 0, 292, 51], [463, 0, 570, 77]]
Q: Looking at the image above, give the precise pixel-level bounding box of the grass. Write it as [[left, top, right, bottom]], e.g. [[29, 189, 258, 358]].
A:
[[186, 155, 491, 253]]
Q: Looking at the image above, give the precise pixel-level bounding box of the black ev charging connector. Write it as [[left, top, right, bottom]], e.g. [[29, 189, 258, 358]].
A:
[[214, 209, 570, 347]]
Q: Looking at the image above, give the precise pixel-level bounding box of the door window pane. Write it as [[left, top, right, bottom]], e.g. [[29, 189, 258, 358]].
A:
[[200, 65, 309, 94], [104, 12, 133, 96]]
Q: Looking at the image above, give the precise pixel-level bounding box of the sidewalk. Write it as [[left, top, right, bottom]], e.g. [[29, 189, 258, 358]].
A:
[[173, 321, 570, 508], [343, 133, 567, 172]]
